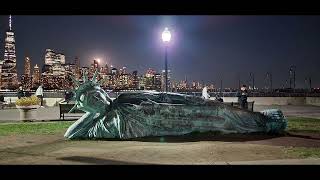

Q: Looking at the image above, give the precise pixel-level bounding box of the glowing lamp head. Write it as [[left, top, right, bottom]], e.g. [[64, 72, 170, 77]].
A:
[[162, 27, 171, 43]]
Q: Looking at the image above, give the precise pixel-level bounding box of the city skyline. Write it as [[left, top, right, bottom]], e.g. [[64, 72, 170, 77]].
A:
[[1, 15, 320, 88]]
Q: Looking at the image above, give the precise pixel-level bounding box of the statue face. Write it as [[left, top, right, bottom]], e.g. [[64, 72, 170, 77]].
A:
[[75, 83, 110, 113]]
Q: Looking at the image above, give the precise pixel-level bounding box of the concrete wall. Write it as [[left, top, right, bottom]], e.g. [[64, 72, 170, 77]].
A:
[[210, 97, 320, 106], [306, 97, 320, 106], [248, 97, 306, 105], [4, 97, 64, 107], [5, 96, 320, 107]]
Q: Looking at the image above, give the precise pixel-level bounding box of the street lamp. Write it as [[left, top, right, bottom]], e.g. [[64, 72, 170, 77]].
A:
[[162, 27, 171, 92]]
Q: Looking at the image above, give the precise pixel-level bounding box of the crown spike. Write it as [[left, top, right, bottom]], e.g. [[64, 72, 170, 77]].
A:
[[70, 75, 80, 87], [82, 70, 88, 83], [92, 70, 98, 82]]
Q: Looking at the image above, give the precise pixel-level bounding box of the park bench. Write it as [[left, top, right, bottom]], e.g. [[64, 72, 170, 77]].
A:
[[224, 101, 255, 111], [59, 102, 84, 120], [0, 101, 9, 109], [0, 95, 9, 109]]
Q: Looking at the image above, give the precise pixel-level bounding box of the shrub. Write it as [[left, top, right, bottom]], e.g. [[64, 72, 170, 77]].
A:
[[15, 96, 41, 106]]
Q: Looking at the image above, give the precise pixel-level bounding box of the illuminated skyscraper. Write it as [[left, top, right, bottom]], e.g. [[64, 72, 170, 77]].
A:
[[161, 69, 171, 91], [111, 67, 118, 75], [45, 49, 55, 65], [21, 57, 32, 90], [132, 70, 139, 89], [89, 59, 100, 78], [74, 57, 81, 79], [104, 64, 109, 74], [32, 64, 40, 87], [144, 68, 156, 90], [0, 15, 18, 89], [24, 57, 31, 76], [42, 49, 66, 89], [44, 49, 65, 77], [120, 66, 127, 75], [154, 73, 162, 91]]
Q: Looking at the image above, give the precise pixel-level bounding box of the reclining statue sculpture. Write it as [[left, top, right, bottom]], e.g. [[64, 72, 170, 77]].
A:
[[64, 71, 287, 139]]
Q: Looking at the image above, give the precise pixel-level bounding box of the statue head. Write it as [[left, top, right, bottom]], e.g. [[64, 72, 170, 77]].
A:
[[69, 70, 112, 114]]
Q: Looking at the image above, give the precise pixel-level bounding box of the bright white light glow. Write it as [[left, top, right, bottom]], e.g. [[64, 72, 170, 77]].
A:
[[96, 58, 100, 63], [162, 27, 171, 43]]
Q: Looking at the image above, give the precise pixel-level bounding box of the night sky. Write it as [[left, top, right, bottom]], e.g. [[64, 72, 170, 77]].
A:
[[1, 15, 320, 89]]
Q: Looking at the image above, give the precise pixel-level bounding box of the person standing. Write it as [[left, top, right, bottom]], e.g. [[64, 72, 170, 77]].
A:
[[237, 85, 248, 109], [17, 86, 24, 99], [36, 84, 44, 107], [202, 86, 211, 100]]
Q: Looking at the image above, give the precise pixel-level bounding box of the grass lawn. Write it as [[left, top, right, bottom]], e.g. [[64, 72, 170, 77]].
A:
[[286, 117, 320, 133], [0, 117, 318, 136], [285, 147, 320, 158], [284, 117, 320, 158], [0, 121, 74, 136]]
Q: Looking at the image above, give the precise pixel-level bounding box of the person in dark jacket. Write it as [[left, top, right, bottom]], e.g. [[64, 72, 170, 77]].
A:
[[64, 91, 74, 104], [215, 94, 224, 102], [237, 85, 248, 109], [17, 86, 24, 99]]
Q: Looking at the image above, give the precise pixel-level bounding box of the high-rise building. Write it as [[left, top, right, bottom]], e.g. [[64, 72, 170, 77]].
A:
[[154, 73, 162, 91], [21, 57, 32, 90], [132, 70, 139, 89], [45, 49, 55, 65], [64, 62, 76, 88], [44, 49, 66, 77], [0, 15, 18, 89], [119, 74, 129, 88], [74, 57, 81, 79], [56, 53, 65, 64], [80, 66, 89, 80], [42, 49, 66, 89], [111, 67, 118, 75], [104, 64, 109, 74], [138, 75, 145, 90], [161, 69, 171, 91], [24, 57, 31, 76], [64, 63, 76, 75], [144, 68, 156, 90], [120, 66, 127, 75], [32, 64, 40, 87], [89, 59, 100, 78]]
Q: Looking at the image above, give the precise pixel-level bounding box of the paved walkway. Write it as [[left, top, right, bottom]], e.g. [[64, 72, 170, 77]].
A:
[[0, 106, 83, 122], [1, 132, 319, 165]]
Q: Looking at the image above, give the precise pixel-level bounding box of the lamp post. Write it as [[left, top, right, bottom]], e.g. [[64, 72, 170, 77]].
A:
[[162, 27, 171, 92]]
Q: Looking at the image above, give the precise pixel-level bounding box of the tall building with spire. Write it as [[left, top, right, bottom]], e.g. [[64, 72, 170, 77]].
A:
[[0, 15, 18, 89]]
